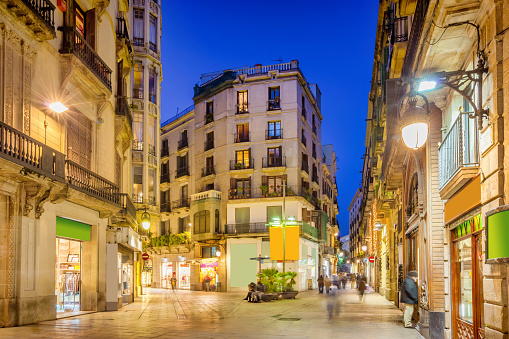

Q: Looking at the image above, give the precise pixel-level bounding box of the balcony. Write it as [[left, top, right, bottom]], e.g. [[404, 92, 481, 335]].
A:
[[66, 160, 120, 205], [191, 190, 222, 202], [177, 138, 188, 151], [237, 104, 248, 114], [301, 135, 307, 147], [312, 125, 317, 135], [133, 88, 144, 99], [133, 37, 144, 47], [299, 221, 319, 239], [301, 161, 309, 174], [262, 156, 286, 168], [117, 193, 136, 222], [148, 144, 156, 156], [312, 150, 317, 159], [230, 159, 254, 170], [394, 16, 411, 43], [175, 167, 190, 179], [267, 99, 281, 111], [132, 140, 143, 151], [115, 17, 132, 54], [225, 223, 268, 234], [228, 185, 317, 206], [324, 246, 335, 255], [205, 113, 214, 125], [439, 113, 479, 199], [201, 165, 215, 177], [149, 41, 157, 53], [132, 194, 143, 204], [171, 198, 190, 210], [160, 202, 171, 213], [312, 173, 319, 184], [160, 172, 170, 184], [228, 187, 252, 199], [204, 139, 214, 151], [60, 27, 112, 91], [234, 132, 250, 143], [266, 129, 283, 140], [115, 96, 132, 130], [147, 195, 156, 206], [1, 0, 56, 39], [0, 120, 65, 181], [161, 147, 169, 158]]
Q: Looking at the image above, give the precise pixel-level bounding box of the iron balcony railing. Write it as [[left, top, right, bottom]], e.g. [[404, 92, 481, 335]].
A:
[[161, 104, 194, 127], [312, 173, 319, 184], [262, 156, 286, 168], [160, 172, 170, 184], [394, 16, 411, 42], [228, 185, 319, 206], [161, 147, 169, 157], [177, 138, 188, 150], [204, 139, 214, 151], [301, 161, 309, 173], [312, 125, 317, 135], [230, 159, 253, 170], [115, 96, 133, 130], [0, 120, 65, 181], [175, 167, 189, 179], [148, 144, 156, 156], [302, 135, 307, 147], [234, 132, 250, 143], [60, 27, 112, 91], [228, 187, 252, 199], [312, 150, 317, 159], [237, 104, 248, 114], [133, 88, 144, 99], [201, 165, 215, 177], [132, 140, 143, 151], [205, 113, 214, 125], [160, 202, 171, 213], [132, 194, 143, 204], [133, 37, 144, 47], [147, 195, 156, 206], [267, 99, 281, 111], [438, 113, 479, 189], [171, 198, 190, 210], [225, 223, 268, 234], [117, 193, 136, 221], [266, 129, 283, 140], [66, 160, 120, 205], [149, 41, 157, 53], [21, 0, 55, 32]]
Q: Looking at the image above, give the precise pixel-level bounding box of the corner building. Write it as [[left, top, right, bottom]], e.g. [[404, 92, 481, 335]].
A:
[[154, 61, 339, 292]]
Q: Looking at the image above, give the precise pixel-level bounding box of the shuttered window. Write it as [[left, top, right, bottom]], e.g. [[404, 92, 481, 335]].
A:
[[194, 210, 210, 234], [67, 111, 92, 169]]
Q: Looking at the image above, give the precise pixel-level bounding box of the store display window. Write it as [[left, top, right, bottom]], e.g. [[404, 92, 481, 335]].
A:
[[200, 260, 218, 287], [179, 263, 190, 289], [161, 262, 172, 288], [55, 238, 81, 312]]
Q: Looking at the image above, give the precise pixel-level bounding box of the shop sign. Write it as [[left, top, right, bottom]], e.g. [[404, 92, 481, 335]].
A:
[[369, 256, 375, 263], [57, 0, 67, 11], [487, 206, 509, 261], [142, 253, 149, 260], [454, 214, 482, 239]]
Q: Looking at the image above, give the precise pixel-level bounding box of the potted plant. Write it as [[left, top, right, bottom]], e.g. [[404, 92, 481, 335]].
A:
[[286, 186, 294, 196], [257, 268, 280, 300], [234, 163, 242, 170], [280, 272, 299, 299], [260, 185, 268, 196]]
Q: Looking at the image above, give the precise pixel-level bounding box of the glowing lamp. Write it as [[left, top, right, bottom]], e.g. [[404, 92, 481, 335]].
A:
[[417, 81, 437, 92], [141, 209, 151, 230], [49, 102, 68, 114], [361, 245, 367, 251], [215, 250, 221, 257], [400, 98, 429, 150]]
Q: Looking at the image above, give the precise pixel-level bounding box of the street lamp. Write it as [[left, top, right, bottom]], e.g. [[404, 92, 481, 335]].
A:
[[399, 94, 430, 150], [45, 102, 68, 144], [361, 245, 367, 252], [140, 207, 151, 230]]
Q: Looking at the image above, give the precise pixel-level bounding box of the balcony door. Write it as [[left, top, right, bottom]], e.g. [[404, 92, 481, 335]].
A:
[[67, 111, 92, 169]]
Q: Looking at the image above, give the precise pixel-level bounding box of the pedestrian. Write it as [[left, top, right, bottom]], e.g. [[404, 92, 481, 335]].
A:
[[203, 276, 211, 292], [326, 286, 338, 322], [324, 276, 332, 293], [170, 275, 177, 291], [350, 273, 356, 289], [357, 275, 366, 302], [318, 275, 324, 293], [400, 271, 419, 328], [340, 274, 347, 289]]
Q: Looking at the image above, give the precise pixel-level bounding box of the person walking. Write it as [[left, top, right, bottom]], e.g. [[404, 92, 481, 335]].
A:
[[203, 276, 211, 292], [350, 273, 356, 289], [326, 286, 338, 322], [400, 271, 419, 328], [318, 275, 324, 293], [357, 275, 366, 302], [170, 275, 177, 291], [341, 274, 347, 289], [324, 276, 332, 293]]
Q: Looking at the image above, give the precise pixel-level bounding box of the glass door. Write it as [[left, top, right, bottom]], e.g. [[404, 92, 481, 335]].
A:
[[56, 238, 81, 313]]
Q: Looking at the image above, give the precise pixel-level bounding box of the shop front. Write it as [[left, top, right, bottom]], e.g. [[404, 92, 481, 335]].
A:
[[200, 258, 218, 291], [55, 217, 91, 314], [179, 263, 191, 289], [161, 262, 173, 288], [142, 258, 153, 287]]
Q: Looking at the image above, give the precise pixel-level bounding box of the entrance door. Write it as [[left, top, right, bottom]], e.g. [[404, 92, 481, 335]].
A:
[[56, 238, 81, 313]]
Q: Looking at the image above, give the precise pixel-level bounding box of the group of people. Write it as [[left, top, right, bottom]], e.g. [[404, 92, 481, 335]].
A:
[[317, 273, 367, 300], [243, 281, 266, 303]]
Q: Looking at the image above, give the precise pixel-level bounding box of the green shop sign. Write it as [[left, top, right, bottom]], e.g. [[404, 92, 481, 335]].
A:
[[455, 214, 482, 239], [487, 209, 509, 261]]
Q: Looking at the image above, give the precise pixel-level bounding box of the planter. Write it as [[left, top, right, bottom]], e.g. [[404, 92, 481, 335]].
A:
[[260, 293, 277, 302], [281, 291, 298, 299]]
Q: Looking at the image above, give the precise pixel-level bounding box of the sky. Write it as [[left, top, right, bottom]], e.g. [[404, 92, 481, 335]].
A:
[[159, 1, 379, 237]]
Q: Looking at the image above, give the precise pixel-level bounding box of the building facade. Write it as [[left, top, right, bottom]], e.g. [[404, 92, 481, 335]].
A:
[[0, 0, 143, 327], [356, 1, 509, 339], [150, 61, 339, 292], [348, 188, 363, 273]]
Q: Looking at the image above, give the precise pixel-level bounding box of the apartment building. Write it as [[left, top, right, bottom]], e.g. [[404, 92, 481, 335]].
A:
[[0, 0, 143, 326], [348, 188, 363, 273], [152, 60, 339, 292]]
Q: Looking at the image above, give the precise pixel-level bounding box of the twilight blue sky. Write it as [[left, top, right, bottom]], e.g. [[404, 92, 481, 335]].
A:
[[159, 1, 379, 237]]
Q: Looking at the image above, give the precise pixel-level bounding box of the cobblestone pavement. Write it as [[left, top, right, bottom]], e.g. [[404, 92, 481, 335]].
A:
[[0, 287, 423, 338]]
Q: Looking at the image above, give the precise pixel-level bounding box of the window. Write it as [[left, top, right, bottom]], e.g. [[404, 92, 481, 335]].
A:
[[149, 68, 156, 103], [133, 166, 143, 202], [206, 101, 214, 123], [205, 131, 214, 151], [235, 149, 250, 168], [177, 155, 188, 177], [67, 111, 92, 169], [267, 146, 282, 166], [133, 9, 144, 45], [133, 63, 144, 98], [237, 91, 248, 114], [312, 143, 316, 158], [148, 168, 155, 203], [409, 174, 418, 216], [194, 210, 210, 234], [75, 4, 85, 37], [236, 123, 249, 143], [267, 206, 282, 222], [232, 178, 251, 198], [301, 128, 306, 147], [149, 14, 157, 52], [133, 112, 143, 145], [301, 95, 306, 117], [268, 87, 280, 110], [205, 183, 215, 191], [148, 116, 155, 151], [267, 121, 281, 140], [215, 210, 220, 233], [205, 156, 214, 176], [235, 207, 250, 224], [202, 246, 218, 258]]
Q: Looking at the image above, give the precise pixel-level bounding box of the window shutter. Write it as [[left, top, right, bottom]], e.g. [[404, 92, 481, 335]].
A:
[[117, 60, 124, 96], [279, 146, 282, 156], [85, 8, 96, 48], [230, 178, 236, 190], [262, 176, 268, 187]]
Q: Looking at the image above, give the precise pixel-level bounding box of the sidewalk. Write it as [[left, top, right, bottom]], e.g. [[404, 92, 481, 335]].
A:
[[0, 286, 423, 338]]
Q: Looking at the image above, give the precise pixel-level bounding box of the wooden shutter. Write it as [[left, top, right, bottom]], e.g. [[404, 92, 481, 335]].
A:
[[85, 8, 96, 48], [262, 175, 268, 187], [230, 178, 236, 190], [117, 60, 123, 96], [302, 208, 308, 222], [278, 145, 282, 157]]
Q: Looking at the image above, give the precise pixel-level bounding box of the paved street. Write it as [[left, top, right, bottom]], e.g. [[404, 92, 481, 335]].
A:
[[0, 287, 422, 339]]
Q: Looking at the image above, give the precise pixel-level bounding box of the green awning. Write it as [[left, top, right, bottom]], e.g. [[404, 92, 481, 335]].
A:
[[56, 217, 91, 241]]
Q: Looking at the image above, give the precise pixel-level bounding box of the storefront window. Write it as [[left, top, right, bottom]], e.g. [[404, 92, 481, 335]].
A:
[[200, 259, 218, 290], [179, 263, 190, 289], [161, 262, 172, 288], [55, 238, 81, 312], [456, 237, 473, 322], [122, 262, 132, 295]]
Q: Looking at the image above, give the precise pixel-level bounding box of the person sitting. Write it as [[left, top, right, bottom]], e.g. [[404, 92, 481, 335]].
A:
[[252, 281, 266, 303], [243, 282, 256, 301]]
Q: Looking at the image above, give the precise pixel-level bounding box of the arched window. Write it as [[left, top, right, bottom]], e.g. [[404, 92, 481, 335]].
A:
[[215, 209, 220, 233], [408, 174, 418, 216], [193, 210, 210, 234]]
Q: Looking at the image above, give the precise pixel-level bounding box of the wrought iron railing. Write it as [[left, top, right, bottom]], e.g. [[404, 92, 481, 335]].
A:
[[171, 198, 190, 210], [225, 223, 268, 234], [438, 113, 479, 189], [132, 140, 143, 151], [160, 202, 171, 213], [237, 104, 248, 114], [133, 88, 144, 99], [204, 139, 214, 151], [161, 104, 195, 127], [66, 160, 120, 205], [228, 187, 252, 199], [160, 172, 170, 183], [147, 195, 156, 206], [262, 156, 286, 168], [0, 120, 65, 180], [302, 135, 307, 147], [266, 129, 283, 140], [133, 37, 144, 47], [230, 159, 253, 170], [132, 194, 143, 204], [149, 41, 157, 53], [177, 138, 188, 150], [117, 193, 136, 221], [234, 132, 250, 143], [301, 161, 309, 173], [312, 125, 317, 135], [175, 167, 189, 179], [161, 147, 169, 157], [205, 113, 214, 125], [115, 96, 133, 130], [267, 99, 281, 111], [394, 16, 411, 42], [312, 173, 319, 184], [148, 144, 156, 156], [21, 0, 55, 31], [201, 165, 215, 177], [61, 27, 112, 91]]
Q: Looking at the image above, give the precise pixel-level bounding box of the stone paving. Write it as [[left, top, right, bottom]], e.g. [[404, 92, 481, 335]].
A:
[[0, 286, 423, 338]]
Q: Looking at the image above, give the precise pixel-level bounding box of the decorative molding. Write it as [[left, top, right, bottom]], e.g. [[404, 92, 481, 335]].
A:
[[23, 183, 45, 217], [8, 196, 15, 298], [22, 42, 35, 134]]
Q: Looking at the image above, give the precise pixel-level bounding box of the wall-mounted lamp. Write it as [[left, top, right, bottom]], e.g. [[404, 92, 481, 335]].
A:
[[141, 207, 151, 230]]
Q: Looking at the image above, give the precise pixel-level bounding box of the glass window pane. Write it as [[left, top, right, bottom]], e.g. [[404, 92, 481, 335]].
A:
[[456, 237, 473, 323], [267, 206, 282, 222]]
